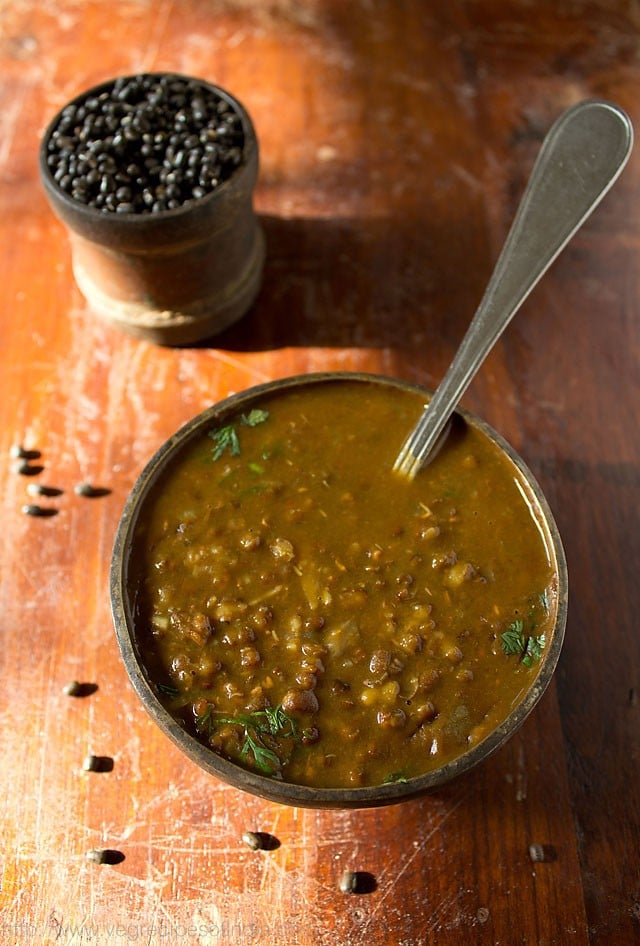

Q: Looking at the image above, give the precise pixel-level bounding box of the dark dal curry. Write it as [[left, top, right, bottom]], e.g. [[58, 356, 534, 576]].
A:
[[130, 380, 558, 789]]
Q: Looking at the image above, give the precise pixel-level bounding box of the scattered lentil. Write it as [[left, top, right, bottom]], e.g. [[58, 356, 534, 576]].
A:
[[528, 843, 557, 863], [21, 503, 58, 517], [14, 461, 43, 476], [74, 482, 111, 498], [241, 830, 279, 851], [45, 73, 245, 214], [242, 831, 264, 851], [339, 870, 359, 894], [10, 444, 40, 460], [63, 681, 98, 697], [85, 849, 125, 865], [27, 483, 63, 497], [82, 754, 114, 773]]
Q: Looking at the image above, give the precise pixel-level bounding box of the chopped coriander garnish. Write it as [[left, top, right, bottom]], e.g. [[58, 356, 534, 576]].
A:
[[208, 409, 269, 461], [523, 633, 545, 666], [209, 424, 240, 460], [241, 408, 269, 427], [501, 618, 546, 667], [196, 703, 297, 776], [501, 619, 526, 657], [383, 771, 409, 784], [157, 682, 180, 698]]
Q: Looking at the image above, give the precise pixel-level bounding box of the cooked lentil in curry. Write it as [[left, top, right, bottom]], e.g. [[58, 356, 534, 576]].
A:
[[131, 381, 558, 788]]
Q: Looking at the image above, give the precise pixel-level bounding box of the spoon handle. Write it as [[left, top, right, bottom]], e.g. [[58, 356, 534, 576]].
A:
[[394, 100, 633, 479]]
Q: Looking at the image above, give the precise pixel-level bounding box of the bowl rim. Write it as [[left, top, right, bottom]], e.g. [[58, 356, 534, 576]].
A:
[[110, 371, 568, 809]]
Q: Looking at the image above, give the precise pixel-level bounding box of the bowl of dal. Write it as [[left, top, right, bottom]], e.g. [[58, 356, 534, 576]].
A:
[[110, 372, 567, 808]]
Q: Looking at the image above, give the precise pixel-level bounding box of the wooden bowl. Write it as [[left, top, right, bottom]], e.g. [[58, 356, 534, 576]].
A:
[[110, 372, 568, 808]]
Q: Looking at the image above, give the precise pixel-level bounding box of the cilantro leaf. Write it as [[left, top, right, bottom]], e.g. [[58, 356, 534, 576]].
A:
[[523, 633, 546, 667], [241, 409, 269, 427], [384, 771, 409, 784], [209, 424, 240, 460], [501, 619, 526, 656], [501, 618, 546, 666], [208, 409, 269, 462], [195, 704, 297, 776]]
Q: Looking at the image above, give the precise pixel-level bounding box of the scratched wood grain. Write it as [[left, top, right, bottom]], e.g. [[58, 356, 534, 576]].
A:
[[1, 1, 639, 944]]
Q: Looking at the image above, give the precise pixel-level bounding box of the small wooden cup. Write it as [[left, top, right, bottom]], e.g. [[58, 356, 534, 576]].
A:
[[39, 74, 264, 346]]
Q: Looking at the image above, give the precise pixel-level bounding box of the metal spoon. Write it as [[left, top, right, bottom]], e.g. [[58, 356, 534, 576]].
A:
[[394, 100, 633, 480]]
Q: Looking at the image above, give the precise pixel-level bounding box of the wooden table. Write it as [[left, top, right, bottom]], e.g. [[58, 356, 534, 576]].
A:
[[1, 2, 639, 943]]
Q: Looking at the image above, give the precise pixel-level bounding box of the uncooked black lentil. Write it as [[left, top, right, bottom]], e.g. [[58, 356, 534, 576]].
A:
[[63, 681, 98, 697], [10, 445, 41, 461], [242, 830, 265, 851], [21, 503, 57, 517], [27, 483, 63, 498], [14, 460, 43, 476], [82, 754, 114, 773], [85, 848, 125, 865], [241, 830, 280, 851], [528, 843, 557, 863], [74, 481, 111, 498], [45, 74, 245, 214], [10, 444, 30, 459], [339, 870, 359, 894]]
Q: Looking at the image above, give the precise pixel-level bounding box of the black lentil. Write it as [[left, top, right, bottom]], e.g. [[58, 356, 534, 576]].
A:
[[63, 681, 98, 697], [339, 870, 359, 894], [46, 74, 245, 214], [21, 503, 57, 517], [338, 870, 377, 894], [10, 444, 40, 460], [528, 843, 557, 863], [242, 830, 264, 851], [241, 830, 280, 851], [82, 754, 114, 773], [85, 849, 125, 865], [26, 483, 63, 498], [13, 461, 44, 476], [74, 482, 111, 498]]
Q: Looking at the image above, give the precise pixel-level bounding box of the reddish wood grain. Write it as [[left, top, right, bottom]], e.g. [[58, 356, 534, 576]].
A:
[[1, 2, 639, 944]]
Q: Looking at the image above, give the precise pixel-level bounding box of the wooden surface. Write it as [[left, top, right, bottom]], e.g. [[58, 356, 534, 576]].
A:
[[1, 2, 639, 943]]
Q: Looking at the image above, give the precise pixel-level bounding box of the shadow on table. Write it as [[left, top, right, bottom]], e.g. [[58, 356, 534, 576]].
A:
[[209, 212, 489, 354]]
